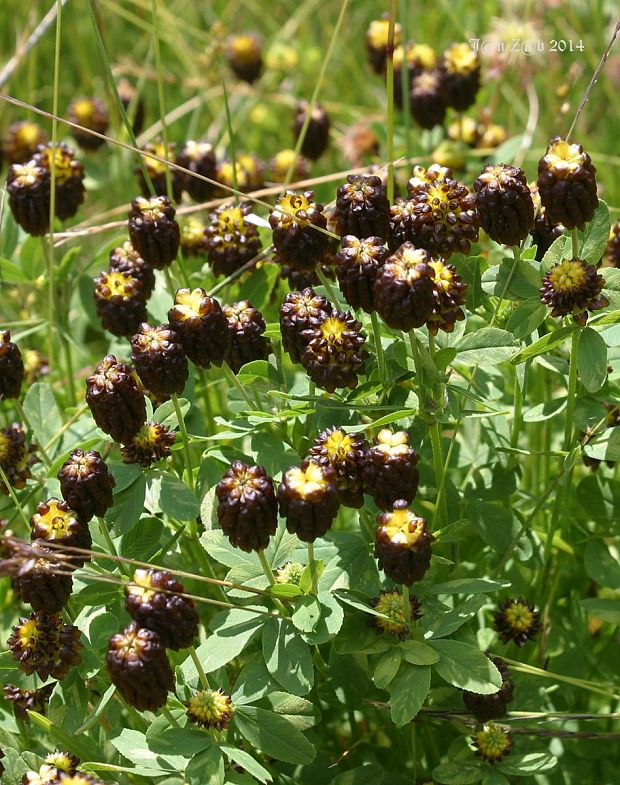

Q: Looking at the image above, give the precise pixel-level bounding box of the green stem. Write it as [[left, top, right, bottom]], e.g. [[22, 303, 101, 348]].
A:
[[161, 705, 181, 727], [407, 330, 423, 379], [150, 0, 174, 201], [511, 368, 524, 449], [385, 0, 398, 203], [189, 646, 210, 690], [402, 584, 411, 623], [307, 541, 319, 595], [315, 267, 340, 306], [61, 329, 77, 406], [171, 393, 194, 490], [258, 549, 276, 585], [0, 465, 30, 529], [430, 422, 447, 528], [223, 362, 255, 410], [370, 312, 386, 381], [198, 369, 215, 432], [563, 329, 581, 452]]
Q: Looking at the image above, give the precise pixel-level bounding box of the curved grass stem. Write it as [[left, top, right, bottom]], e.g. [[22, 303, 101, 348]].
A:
[[171, 393, 194, 491]]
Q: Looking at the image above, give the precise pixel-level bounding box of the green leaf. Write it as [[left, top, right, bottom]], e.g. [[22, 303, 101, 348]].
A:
[[184, 609, 264, 677], [373, 648, 402, 689], [481, 258, 541, 301], [105, 474, 147, 535], [580, 200, 610, 264], [433, 763, 483, 784], [497, 752, 558, 776], [234, 707, 315, 765], [388, 663, 431, 725], [269, 582, 303, 598], [120, 516, 163, 560], [262, 618, 314, 696], [453, 254, 487, 309], [221, 746, 272, 784], [482, 771, 510, 785], [185, 747, 224, 785], [299, 560, 325, 594], [429, 578, 511, 594], [511, 324, 578, 364], [426, 595, 487, 638], [454, 328, 518, 366], [22, 383, 62, 455], [159, 474, 199, 520], [506, 300, 547, 340], [291, 596, 321, 633], [584, 540, 620, 589], [0, 256, 30, 282], [149, 728, 213, 757], [522, 398, 566, 422], [82, 761, 173, 778], [577, 327, 607, 393], [580, 598, 620, 625], [302, 590, 344, 644], [583, 428, 620, 462], [430, 640, 502, 693], [153, 397, 190, 428], [399, 640, 440, 665], [540, 233, 570, 274], [263, 692, 320, 731]]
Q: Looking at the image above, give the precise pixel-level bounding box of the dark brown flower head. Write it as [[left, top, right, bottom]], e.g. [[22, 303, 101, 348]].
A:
[[109, 241, 155, 298], [364, 429, 420, 511], [85, 355, 146, 443], [93, 270, 147, 338], [186, 688, 234, 730], [30, 498, 91, 556], [293, 101, 330, 161], [204, 201, 262, 278], [34, 143, 85, 221], [180, 217, 209, 258], [169, 288, 231, 368], [374, 501, 433, 586], [463, 654, 513, 722], [128, 195, 180, 269], [269, 149, 311, 183], [300, 311, 368, 393], [135, 139, 182, 200], [278, 261, 336, 291], [4, 121, 48, 164], [0, 330, 24, 399], [334, 175, 390, 241], [0, 423, 38, 494], [6, 159, 52, 236], [410, 70, 447, 130], [58, 449, 115, 522], [23, 750, 81, 785], [7, 611, 82, 680], [407, 164, 452, 197], [227, 32, 263, 83], [278, 460, 340, 542], [427, 259, 468, 335], [117, 78, 145, 135], [494, 597, 542, 646], [131, 323, 188, 396], [605, 221, 620, 268], [214, 154, 265, 197], [537, 137, 598, 229], [374, 242, 436, 330], [388, 197, 417, 249], [4, 683, 54, 721], [440, 42, 480, 111], [121, 422, 175, 467], [369, 588, 422, 638], [309, 427, 369, 508], [472, 723, 513, 764], [279, 287, 333, 363], [125, 568, 198, 650], [540, 258, 608, 326], [216, 461, 278, 552], [223, 301, 272, 374], [270, 190, 329, 271], [474, 164, 534, 246], [106, 621, 174, 711], [68, 97, 109, 151], [176, 140, 217, 201], [336, 235, 389, 314], [12, 540, 74, 613], [366, 17, 402, 74]]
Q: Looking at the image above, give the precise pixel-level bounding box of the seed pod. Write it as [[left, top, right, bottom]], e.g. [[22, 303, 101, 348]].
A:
[[216, 461, 278, 552], [410, 70, 446, 129], [366, 17, 402, 74], [34, 143, 85, 221], [117, 78, 145, 136], [427, 259, 468, 335], [300, 311, 368, 393], [109, 241, 155, 298], [336, 235, 389, 313], [278, 460, 339, 542], [293, 101, 330, 161], [6, 159, 52, 236], [270, 149, 311, 184], [128, 195, 180, 269], [135, 140, 182, 201], [364, 429, 420, 511], [180, 217, 209, 259], [68, 97, 109, 151], [121, 422, 176, 467], [223, 301, 271, 374], [86, 355, 146, 443], [13, 540, 73, 613], [106, 621, 174, 711], [0, 423, 38, 494], [270, 190, 329, 271], [186, 689, 234, 730], [440, 42, 480, 111], [176, 140, 216, 201], [309, 427, 368, 508], [605, 221, 620, 267], [374, 243, 435, 330], [130, 323, 188, 397], [227, 32, 263, 83], [0, 330, 24, 399], [279, 288, 333, 363], [463, 654, 513, 722], [4, 121, 48, 164], [474, 164, 534, 246], [369, 589, 422, 638], [58, 449, 115, 522], [93, 270, 148, 338], [472, 723, 513, 764], [8, 611, 82, 680], [493, 597, 542, 646], [540, 258, 608, 326], [374, 501, 433, 586], [30, 498, 91, 558], [204, 202, 262, 278], [3, 683, 54, 721], [168, 288, 231, 368], [537, 137, 598, 229], [125, 568, 198, 650], [334, 175, 390, 241]]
